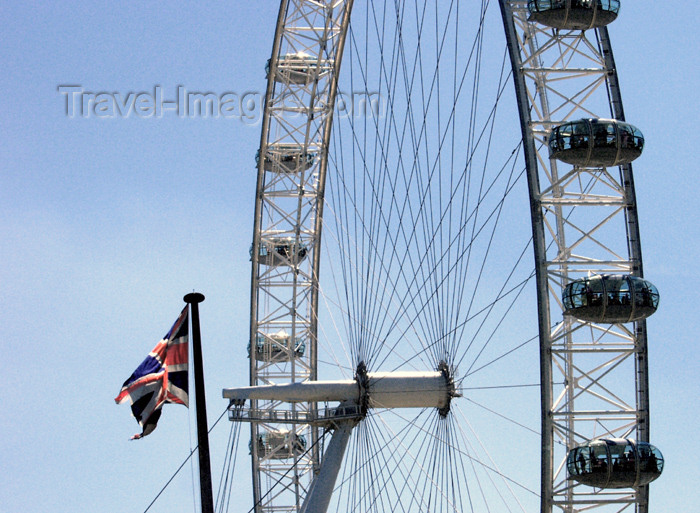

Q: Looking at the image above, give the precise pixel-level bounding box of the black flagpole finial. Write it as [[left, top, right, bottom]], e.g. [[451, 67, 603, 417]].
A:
[[184, 292, 205, 304]]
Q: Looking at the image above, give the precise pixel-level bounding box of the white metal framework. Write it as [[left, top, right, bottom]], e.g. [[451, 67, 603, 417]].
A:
[[248, 2, 353, 511], [501, 3, 651, 511], [234, 1, 657, 512]]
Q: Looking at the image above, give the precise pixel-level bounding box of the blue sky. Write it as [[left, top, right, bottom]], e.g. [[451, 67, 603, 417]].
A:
[[1, 1, 698, 512]]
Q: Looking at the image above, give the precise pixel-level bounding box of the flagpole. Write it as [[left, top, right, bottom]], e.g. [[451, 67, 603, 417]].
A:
[[184, 292, 214, 513]]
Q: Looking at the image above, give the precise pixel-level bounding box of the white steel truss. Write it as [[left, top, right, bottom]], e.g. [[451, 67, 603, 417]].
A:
[[248, 1, 353, 512], [502, 2, 651, 512]]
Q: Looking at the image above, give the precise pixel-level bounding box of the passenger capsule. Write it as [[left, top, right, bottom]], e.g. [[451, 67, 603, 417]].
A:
[[265, 52, 326, 85], [251, 430, 307, 460], [567, 439, 664, 488], [549, 118, 644, 167], [249, 330, 305, 362], [528, 0, 620, 30], [256, 144, 316, 174], [562, 275, 659, 323], [251, 238, 308, 267]]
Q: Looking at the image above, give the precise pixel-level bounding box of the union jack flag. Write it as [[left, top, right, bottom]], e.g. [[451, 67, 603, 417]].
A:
[[115, 306, 189, 439]]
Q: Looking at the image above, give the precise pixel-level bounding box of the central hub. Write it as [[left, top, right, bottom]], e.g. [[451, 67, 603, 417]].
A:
[[223, 362, 459, 417], [355, 360, 457, 418]]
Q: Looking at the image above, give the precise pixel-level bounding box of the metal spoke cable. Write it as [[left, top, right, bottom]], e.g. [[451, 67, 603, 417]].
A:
[[328, 36, 440, 368], [388, 405, 540, 498], [215, 403, 244, 513], [373, 411, 441, 511], [388, 269, 535, 373], [463, 397, 540, 439], [361, 134, 525, 371], [245, 427, 328, 513], [448, 44, 512, 362], [332, 409, 434, 510], [451, 230, 533, 373], [453, 406, 532, 511], [371, 410, 454, 511], [367, 156, 527, 372], [453, 413, 491, 513], [321, 172, 436, 371], [379, 200, 531, 373], [443, 0, 489, 365], [445, 414, 475, 513], [344, 5, 438, 365], [461, 332, 538, 380], [449, 143, 525, 370], [332, 0, 492, 368]]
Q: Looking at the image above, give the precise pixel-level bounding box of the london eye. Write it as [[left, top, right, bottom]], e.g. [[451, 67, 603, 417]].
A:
[[223, 2, 664, 512]]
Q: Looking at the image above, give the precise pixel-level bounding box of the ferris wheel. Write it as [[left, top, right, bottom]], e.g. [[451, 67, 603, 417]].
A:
[[223, 1, 664, 512]]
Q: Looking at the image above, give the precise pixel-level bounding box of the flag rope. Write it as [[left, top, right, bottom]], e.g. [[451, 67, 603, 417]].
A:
[[143, 406, 229, 513]]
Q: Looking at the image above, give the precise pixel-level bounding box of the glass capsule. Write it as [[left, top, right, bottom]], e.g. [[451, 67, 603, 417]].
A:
[[248, 330, 306, 362], [562, 275, 659, 323], [528, 0, 620, 30], [567, 439, 664, 488], [256, 144, 316, 174], [549, 118, 644, 167], [250, 237, 308, 267]]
